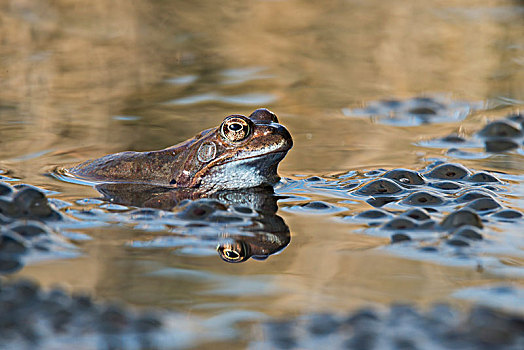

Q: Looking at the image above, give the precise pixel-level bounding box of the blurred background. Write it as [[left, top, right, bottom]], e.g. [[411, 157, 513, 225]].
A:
[[0, 0, 523, 347], [1, 0, 523, 182]]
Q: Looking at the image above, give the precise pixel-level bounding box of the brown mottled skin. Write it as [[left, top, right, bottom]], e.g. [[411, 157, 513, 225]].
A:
[[69, 109, 292, 193]]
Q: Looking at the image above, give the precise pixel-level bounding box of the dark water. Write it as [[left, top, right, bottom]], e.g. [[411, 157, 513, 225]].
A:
[[1, 0, 523, 348]]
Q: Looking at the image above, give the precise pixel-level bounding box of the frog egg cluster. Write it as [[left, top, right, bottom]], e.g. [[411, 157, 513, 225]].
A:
[[342, 95, 480, 126], [253, 300, 524, 349], [0, 278, 164, 349], [424, 112, 524, 155], [0, 182, 68, 274], [282, 161, 522, 270], [342, 163, 522, 255]]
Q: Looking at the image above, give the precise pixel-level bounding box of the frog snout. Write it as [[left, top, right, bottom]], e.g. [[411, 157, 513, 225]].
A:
[[273, 123, 293, 151]]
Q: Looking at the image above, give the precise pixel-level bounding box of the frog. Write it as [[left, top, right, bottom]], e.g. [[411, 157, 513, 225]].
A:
[[69, 108, 293, 193]]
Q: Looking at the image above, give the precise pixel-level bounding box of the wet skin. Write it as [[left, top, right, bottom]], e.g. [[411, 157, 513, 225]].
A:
[[69, 109, 292, 193]]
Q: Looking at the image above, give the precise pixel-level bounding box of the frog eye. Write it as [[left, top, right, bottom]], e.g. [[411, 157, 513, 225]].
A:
[[220, 117, 251, 142]]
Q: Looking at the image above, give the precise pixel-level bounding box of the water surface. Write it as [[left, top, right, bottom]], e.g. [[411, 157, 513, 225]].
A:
[[1, 0, 523, 348]]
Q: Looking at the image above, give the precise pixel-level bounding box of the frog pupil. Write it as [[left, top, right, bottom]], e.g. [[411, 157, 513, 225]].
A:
[[229, 123, 242, 132]]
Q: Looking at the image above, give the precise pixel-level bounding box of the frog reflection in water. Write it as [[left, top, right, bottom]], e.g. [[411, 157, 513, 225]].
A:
[[69, 109, 293, 263], [70, 109, 292, 192], [96, 183, 290, 263]]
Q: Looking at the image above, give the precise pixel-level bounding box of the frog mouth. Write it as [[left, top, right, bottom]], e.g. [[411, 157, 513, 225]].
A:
[[234, 149, 287, 161], [219, 150, 288, 168]]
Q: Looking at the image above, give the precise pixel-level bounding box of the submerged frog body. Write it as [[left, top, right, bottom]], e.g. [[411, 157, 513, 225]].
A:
[[69, 109, 292, 192]]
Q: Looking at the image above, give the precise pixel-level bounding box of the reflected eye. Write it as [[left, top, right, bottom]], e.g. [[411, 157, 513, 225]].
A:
[[224, 249, 240, 260], [217, 242, 248, 263], [221, 117, 250, 142]]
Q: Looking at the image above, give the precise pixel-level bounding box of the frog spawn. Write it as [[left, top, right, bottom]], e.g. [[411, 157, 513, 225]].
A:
[[347, 163, 521, 258], [253, 301, 524, 350], [342, 95, 480, 126], [0, 278, 167, 349], [2, 168, 522, 348], [0, 182, 73, 274], [422, 112, 524, 156], [282, 161, 522, 271], [0, 184, 62, 222]]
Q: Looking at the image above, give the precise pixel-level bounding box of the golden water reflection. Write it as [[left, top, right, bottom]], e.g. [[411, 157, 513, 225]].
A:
[[1, 0, 523, 336]]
